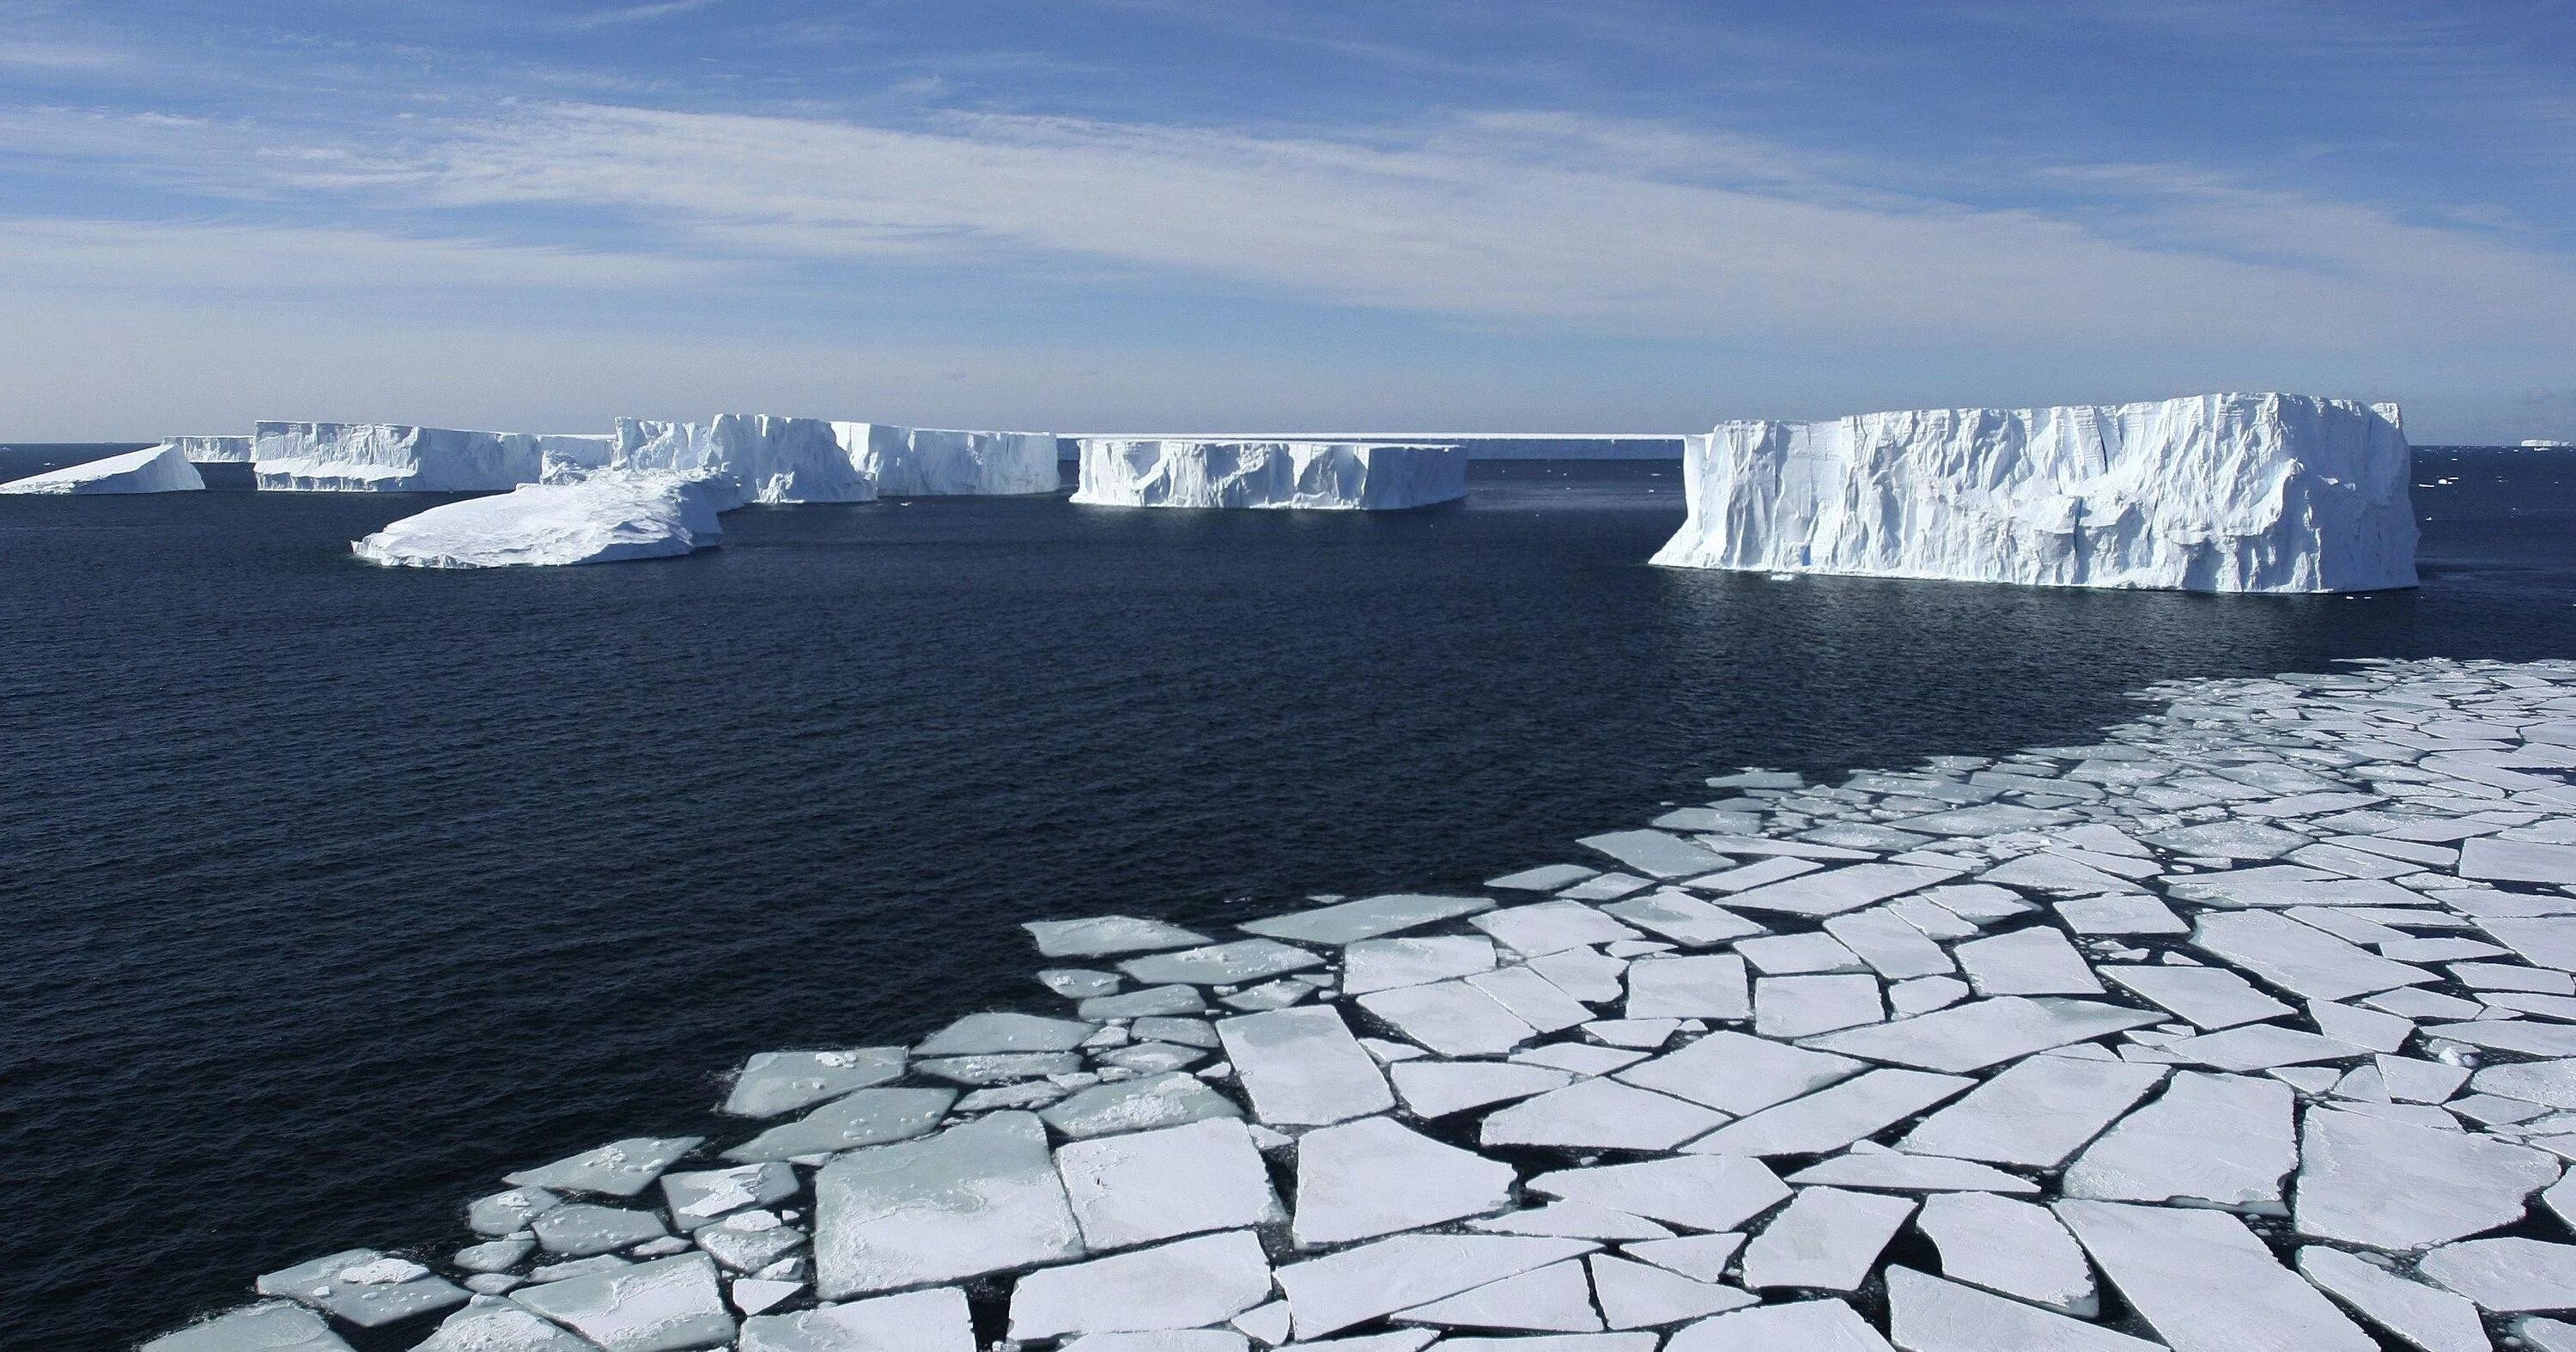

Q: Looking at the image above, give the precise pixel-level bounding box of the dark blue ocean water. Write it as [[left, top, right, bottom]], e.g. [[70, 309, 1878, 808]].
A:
[[3, 447, 2573, 1349]]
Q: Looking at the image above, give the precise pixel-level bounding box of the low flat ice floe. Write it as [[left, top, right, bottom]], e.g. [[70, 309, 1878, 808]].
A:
[[144, 656, 2576, 1350]]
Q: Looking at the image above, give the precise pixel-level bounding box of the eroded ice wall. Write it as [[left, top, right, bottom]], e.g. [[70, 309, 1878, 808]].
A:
[[163, 435, 254, 464], [0, 442, 206, 495], [1649, 393, 2416, 593], [1071, 440, 1467, 510], [352, 471, 737, 569], [834, 423, 1061, 496], [253, 423, 544, 492], [612, 416, 872, 504]]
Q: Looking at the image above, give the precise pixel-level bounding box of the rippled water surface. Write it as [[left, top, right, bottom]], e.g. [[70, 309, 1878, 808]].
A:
[[3, 448, 2572, 1349]]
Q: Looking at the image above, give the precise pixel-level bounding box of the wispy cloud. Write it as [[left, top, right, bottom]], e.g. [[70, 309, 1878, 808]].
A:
[[557, 0, 722, 32], [0, 216, 736, 295]]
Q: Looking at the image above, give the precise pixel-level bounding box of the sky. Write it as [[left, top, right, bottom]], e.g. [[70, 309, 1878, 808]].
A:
[[2, 0, 2572, 442]]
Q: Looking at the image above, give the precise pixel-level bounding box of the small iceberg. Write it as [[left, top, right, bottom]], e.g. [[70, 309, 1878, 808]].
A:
[[0, 442, 206, 495], [351, 472, 737, 569], [1071, 440, 1467, 509]]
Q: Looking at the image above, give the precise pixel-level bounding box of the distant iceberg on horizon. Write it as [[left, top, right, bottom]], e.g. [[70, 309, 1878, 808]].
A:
[[1649, 392, 2416, 594], [0, 442, 206, 495], [1071, 440, 1468, 510]]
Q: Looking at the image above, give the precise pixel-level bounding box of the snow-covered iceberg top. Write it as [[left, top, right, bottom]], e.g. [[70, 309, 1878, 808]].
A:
[[0, 442, 206, 495], [1651, 393, 2415, 593], [350, 471, 737, 568], [611, 416, 872, 505], [1071, 440, 1467, 510], [253, 423, 544, 493], [164, 435, 253, 464], [834, 423, 1060, 496]]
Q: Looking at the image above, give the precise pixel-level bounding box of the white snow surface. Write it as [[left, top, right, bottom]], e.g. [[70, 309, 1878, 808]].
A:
[[1071, 440, 1467, 510], [351, 472, 734, 569], [1649, 392, 2415, 593], [253, 423, 547, 492], [609, 416, 871, 504], [0, 442, 204, 494], [834, 423, 1060, 496]]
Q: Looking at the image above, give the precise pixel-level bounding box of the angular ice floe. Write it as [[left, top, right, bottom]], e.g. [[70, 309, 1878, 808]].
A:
[[1040, 1070, 1242, 1138], [505, 1137, 703, 1197], [1274, 1234, 1596, 1339], [1649, 393, 2415, 593], [2060, 1070, 2294, 1208], [1242, 894, 1493, 947], [507, 1253, 736, 1352], [2099, 963, 2293, 1029], [1398, 1258, 1600, 1331], [1528, 1154, 1789, 1233], [1786, 1147, 2034, 1194], [1687, 1069, 1971, 1158], [1895, 1054, 2166, 1166], [1599, 892, 1765, 947], [660, 1164, 799, 1232], [256, 1251, 467, 1327], [2296, 1109, 2561, 1250], [2419, 1236, 2576, 1312], [1711, 864, 1962, 919], [1071, 440, 1467, 510], [2294, 1248, 2489, 1352], [1024, 916, 1212, 958], [0, 442, 205, 494], [143, 1303, 354, 1352], [1580, 831, 1735, 880], [1007, 1230, 1273, 1339], [2057, 1200, 2374, 1350], [1911, 1191, 2095, 1314], [1800, 996, 2160, 1072], [352, 471, 734, 568], [1739, 1187, 1914, 1292], [1293, 1116, 1514, 1245], [2191, 911, 2433, 1001], [1662, 1298, 1894, 1351], [918, 1011, 1097, 1055], [722, 1087, 953, 1161], [1587, 1254, 1757, 1328], [721, 1048, 907, 1118], [606, 416, 872, 504], [1953, 926, 2104, 996], [1753, 973, 1881, 1038], [1055, 1118, 1282, 1250], [1882, 1268, 2154, 1352], [1613, 1029, 1862, 1114], [1123, 940, 1327, 987], [252, 422, 546, 491], [414, 1296, 593, 1352], [1626, 955, 1753, 1020], [830, 423, 1060, 496], [1357, 980, 1536, 1057], [737, 1288, 975, 1352], [1217, 1007, 1392, 1126], [1482, 1078, 1728, 1151], [811, 1111, 1083, 1298], [532, 1203, 668, 1256], [1390, 1059, 1574, 1118]]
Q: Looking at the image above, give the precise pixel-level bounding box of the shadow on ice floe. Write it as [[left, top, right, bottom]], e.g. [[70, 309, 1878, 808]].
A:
[[3, 392, 2421, 591]]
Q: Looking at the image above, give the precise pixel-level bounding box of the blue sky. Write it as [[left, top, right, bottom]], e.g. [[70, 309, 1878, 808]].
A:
[[3, 0, 2572, 442]]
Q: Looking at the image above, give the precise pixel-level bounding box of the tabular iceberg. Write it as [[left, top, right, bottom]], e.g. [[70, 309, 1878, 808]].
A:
[[1649, 393, 2415, 593], [350, 472, 737, 568], [1, 442, 206, 495], [611, 416, 872, 504], [834, 423, 1061, 496], [1071, 440, 1467, 510], [254, 423, 544, 492], [164, 435, 254, 464]]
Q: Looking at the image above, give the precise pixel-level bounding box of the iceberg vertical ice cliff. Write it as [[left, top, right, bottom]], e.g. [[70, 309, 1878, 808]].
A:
[[163, 435, 254, 464], [610, 416, 872, 504], [833, 423, 1061, 496], [1071, 440, 1468, 509], [350, 471, 738, 568], [1, 442, 207, 494], [253, 423, 545, 492], [1649, 393, 2416, 593]]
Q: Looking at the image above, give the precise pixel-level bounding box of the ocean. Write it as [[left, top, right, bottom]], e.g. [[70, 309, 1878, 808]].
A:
[[3, 448, 2573, 1348]]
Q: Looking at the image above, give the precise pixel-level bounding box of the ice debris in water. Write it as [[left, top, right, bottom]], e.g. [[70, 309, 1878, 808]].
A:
[[152, 656, 2576, 1351]]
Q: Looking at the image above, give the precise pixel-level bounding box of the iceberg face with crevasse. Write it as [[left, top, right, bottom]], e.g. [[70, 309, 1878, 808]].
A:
[[253, 423, 545, 493], [165, 435, 255, 464], [1649, 392, 2416, 593], [1071, 440, 1467, 510], [835, 423, 1061, 496], [1, 442, 206, 495], [611, 416, 872, 505], [350, 471, 738, 569]]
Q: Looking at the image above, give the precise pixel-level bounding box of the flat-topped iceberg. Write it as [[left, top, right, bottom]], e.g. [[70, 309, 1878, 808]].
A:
[[351, 472, 736, 568], [1649, 393, 2415, 593], [1, 442, 206, 495], [254, 423, 544, 492], [1072, 440, 1467, 510], [611, 416, 871, 504], [835, 423, 1061, 496], [164, 435, 254, 464]]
